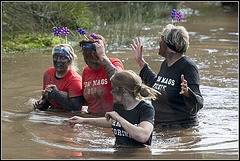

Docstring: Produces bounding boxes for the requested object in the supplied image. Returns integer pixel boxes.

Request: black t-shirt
[112,101,154,146]
[140,56,203,124]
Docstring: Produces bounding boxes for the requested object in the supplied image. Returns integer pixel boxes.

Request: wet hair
[160,24,189,53]
[79,33,106,50]
[79,33,106,67]
[110,70,161,100]
[52,44,78,72]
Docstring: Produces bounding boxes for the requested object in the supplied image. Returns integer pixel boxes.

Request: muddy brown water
[2,2,238,159]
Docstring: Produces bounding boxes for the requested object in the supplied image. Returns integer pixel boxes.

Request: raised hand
[93,39,105,58]
[180,74,189,97]
[130,37,146,69]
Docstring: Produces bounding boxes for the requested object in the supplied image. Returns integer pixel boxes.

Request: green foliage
[2,2,180,53]
[2,33,64,52]
[94,2,179,46]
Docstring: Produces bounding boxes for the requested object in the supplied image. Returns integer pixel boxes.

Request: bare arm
[68,116,112,128]
[105,111,153,143]
[93,40,118,79]
[102,56,118,79]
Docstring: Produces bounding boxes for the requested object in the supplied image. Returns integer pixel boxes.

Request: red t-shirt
[82,58,124,115]
[43,67,83,108]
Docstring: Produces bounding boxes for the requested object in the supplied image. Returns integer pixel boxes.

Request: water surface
[2,2,238,159]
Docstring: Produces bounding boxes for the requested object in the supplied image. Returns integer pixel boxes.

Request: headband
[53,46,73,63]
[82,43,96,51]
[165,42,177,52]
[166,28,177,52]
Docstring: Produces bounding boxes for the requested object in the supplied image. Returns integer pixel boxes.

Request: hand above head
[130,37,146,69]
[180,74,190,98]
[93,39,105,58]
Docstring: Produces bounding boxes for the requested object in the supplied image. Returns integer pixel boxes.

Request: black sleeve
[48,88,83,111]
[139,63,158,87]
[182,64,204,114]
[184,85,204,115]
[139,103,155,125]
[38,96,51,111]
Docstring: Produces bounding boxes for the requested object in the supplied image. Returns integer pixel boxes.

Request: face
[53,53,70,72]
[83,50,103,70]
[110,84,123,104]
[158,36,168,57]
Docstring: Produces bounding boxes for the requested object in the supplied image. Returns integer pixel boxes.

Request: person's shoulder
[69,68,82,79]
[109,58,121,63]
[44,67,55,74]
[182,56,198,68]
[109,58,124,69]
[138,101,155,117]
[113,103,124,111]
[182,55,195,63]
[82,65,91,73]
[139,100,154,110]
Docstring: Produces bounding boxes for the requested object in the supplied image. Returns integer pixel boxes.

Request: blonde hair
[160,24,189,53]
[110,70,161,100]
[52,44,79,72]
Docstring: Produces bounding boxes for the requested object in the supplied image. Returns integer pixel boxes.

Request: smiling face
[53,53,71,72]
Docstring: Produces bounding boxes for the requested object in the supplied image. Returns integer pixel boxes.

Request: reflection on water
[2,2,238,159]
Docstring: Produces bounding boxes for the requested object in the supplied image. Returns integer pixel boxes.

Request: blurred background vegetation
[2,2,180,53]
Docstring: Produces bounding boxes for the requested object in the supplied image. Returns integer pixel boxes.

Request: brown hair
[79,33,106,48]
[110,70,161,100]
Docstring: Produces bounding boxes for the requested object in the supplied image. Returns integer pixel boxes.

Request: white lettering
[92,79,109,86]
[157,76,162,82]
[153,83,167,91]
[113,128,117,135]
[83,81,91,88]
[116,121,121,127]
[117,129,121,135]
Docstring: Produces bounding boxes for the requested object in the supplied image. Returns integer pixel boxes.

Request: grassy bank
[2,2,180,53]
[2,33,65,53]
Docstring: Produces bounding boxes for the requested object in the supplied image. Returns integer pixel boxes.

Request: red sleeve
[42,68,52,90]
[43,72,46,90]
[42,68,55,90]
[110,58,124,70]
[68,77,83,98]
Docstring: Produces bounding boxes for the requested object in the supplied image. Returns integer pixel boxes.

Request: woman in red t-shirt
[33,44,83,111]
[79,34,124,116]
